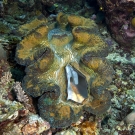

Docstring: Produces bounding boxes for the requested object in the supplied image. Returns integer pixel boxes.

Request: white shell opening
[65,65,88,103]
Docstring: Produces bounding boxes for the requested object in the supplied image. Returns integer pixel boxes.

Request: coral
[0,38,8,61]
[13,81,36,113]
[55,129,76,135]
[78,121,97,135]
[71,118,98,135]
[99,39,135,134]
[41,0,62,6]
[0,69,24,123]
[21,114,50,135]
[15,13,114,128]
[0,60,50,134]
[1,112,51,135]
[0,71,14,94]
[13,82,29,103]
[0,59,9,78]
[97,0,135,47]
[0,21,11,34]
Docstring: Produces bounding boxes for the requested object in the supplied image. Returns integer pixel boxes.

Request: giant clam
[15,12,114,128]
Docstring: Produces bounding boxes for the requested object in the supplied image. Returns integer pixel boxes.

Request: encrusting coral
[15,12,114,128]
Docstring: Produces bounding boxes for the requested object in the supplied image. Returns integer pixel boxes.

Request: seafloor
[0,0,135,135]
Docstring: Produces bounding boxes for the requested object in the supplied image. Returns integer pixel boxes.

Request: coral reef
[18,0,35,9]
[97,0,135,48]
[0,21,11,34]
[96,25,135,135]
[13,82,29,103]
[0,60,24,133]
[0,59,51,134]
[41,0,62,6]
[0,60,9,78]
[21,114,50,135]
[13,81,36,112]
[55,129,77,135]
[15,12,114,128]
[56,115,99,135]
[0,0,135,134]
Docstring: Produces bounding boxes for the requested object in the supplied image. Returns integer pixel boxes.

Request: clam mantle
[15,12,114,128]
